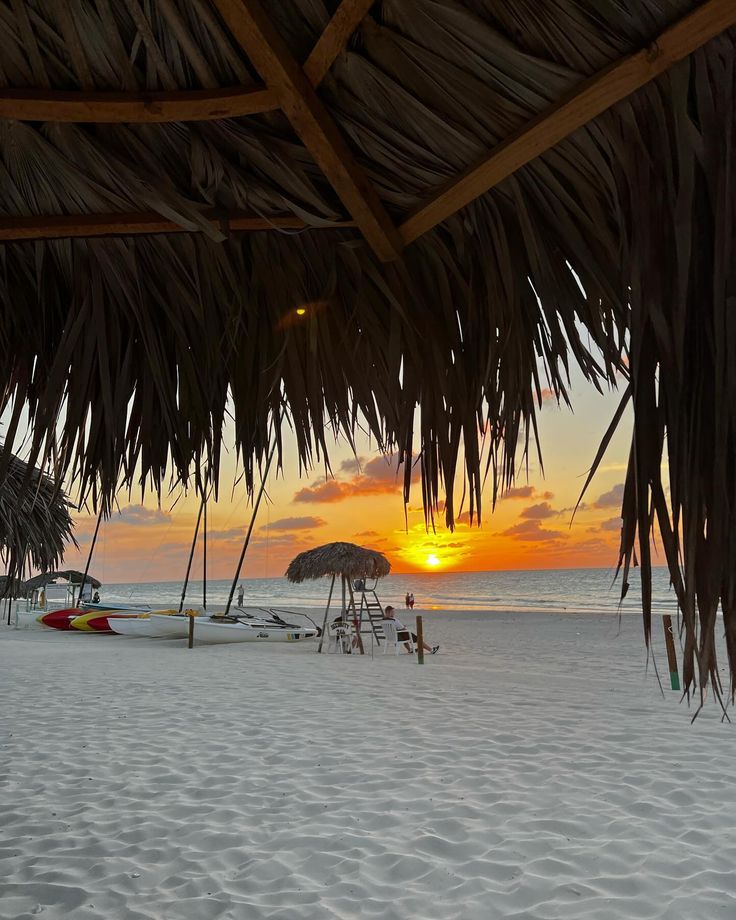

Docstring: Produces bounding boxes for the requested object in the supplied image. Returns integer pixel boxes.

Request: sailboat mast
[77,508,103,605]
[224,438,278,616]
[178,497,204,613]
[203,495,207,611]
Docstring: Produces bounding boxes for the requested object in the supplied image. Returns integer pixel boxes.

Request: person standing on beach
[409,593,415,610]
[237,584,244,607]
[384,605,438,654]
[405,592,411,608]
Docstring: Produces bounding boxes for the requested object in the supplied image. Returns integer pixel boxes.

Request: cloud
[354,530,379,537]
[499,519,565,542]
[269,516,326,531]
[599,517,622,532]
[500,485,535,500]
[109,505,171,526]
[340,458,362,476]
[293,454,414,503]
[207,527,245,541]
[293,480,346,503]
[520,501,558,520]
[593,483,624,509]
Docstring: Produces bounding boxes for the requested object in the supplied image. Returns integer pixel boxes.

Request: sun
[425,553,441,568]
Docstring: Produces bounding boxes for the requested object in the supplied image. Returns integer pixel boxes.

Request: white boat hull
[194,620,317,644]
[81,601,151,612]
[110,617,169,637]
[14,609,47,630]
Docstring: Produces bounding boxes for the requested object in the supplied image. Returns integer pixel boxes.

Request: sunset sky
[59,362,635,584]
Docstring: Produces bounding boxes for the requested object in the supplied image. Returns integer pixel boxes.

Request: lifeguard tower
[350,576,387,647]
[285,541,391,654]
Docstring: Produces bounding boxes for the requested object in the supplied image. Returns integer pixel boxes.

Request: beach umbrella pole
[317,574,336,653]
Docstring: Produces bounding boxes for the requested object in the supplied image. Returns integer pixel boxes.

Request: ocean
[98,566,681,616]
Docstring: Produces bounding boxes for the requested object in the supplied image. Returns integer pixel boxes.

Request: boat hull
[37,608,86,630]
[70,610,149,632]
[194,621,317,644]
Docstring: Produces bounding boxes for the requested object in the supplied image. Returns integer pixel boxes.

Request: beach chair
[327,621,351,654]
[381,619,414,655]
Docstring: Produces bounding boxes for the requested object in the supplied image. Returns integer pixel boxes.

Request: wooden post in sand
[416,615,424,665]
[662,614,680,691]
[188,612,195,649]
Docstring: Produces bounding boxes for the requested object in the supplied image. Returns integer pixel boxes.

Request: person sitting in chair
[383,605,438,654]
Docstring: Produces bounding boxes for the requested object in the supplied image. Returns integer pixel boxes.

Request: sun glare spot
[425,554,441,568]
[295,307,306,316]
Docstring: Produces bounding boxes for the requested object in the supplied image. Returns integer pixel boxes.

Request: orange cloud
[520,501,558,520]
[269,516,326,530]
[500,486,554,501]
[108,505,172,526]
[293,455,414,503]
[499,519,565,542]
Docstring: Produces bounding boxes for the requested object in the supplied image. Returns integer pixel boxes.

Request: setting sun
[425,554,441,568]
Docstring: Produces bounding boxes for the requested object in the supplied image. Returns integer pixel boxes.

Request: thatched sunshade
[0,452,75,592]
[22,570,102,593]
[0,2,734,700]
[286,541,390,653]
[286,542,390,583]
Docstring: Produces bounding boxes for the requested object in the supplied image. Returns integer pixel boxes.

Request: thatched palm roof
[0,451,75,588]
[0,2,734,701]
[22,570,102,592]
[286,541,390,582]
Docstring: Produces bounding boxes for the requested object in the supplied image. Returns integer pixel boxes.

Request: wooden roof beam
[212,0,401,262]
[0,86,278,123]
[0,212,357,242]
[304,0,374,85]
[400,0,736,246]
[0,1,370,124]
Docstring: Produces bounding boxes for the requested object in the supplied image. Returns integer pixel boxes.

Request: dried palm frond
[0,450,75,590]
[0,1,733,701]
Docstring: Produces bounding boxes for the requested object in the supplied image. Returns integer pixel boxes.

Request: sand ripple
[1,611,734,919]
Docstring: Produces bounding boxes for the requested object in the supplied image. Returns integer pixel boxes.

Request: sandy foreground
[1,609,734,920]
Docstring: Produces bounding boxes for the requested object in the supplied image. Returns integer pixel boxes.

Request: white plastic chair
[327,622,351,654]
[381,619,414,655]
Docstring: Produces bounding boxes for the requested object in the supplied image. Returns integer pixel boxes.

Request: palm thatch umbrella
[0,2,734,702]
[21,570,102,593]
[0,452,75,594]
[286,542,390,653]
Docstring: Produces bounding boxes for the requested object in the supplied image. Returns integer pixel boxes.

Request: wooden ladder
[356,587,385,646]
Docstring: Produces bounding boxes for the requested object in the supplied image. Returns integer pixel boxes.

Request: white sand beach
[1,610,734,920]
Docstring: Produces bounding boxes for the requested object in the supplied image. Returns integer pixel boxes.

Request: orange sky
[61,366,636,583]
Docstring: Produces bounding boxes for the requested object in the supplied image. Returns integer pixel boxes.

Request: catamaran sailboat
[114,608,318,643]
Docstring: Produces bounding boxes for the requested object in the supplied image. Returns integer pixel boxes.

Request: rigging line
[77,508,103,606]
[178,497,205,613]
[224,428,280,616]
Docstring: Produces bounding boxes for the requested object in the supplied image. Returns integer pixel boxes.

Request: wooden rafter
[399,0,736,246]
[0,0,370,124]
[303,0,374,85]
[0,212,357,242]
[211,0,401,261]
[0,86,278,123]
